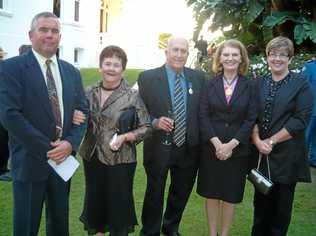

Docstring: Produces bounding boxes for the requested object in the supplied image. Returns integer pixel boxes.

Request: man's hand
[47,140,73,164]
[153,116,174,132]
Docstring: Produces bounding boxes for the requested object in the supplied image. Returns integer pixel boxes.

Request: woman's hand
[210,137,224,160]
[109,132,136,151]
[216,142,234,160]
[110,134,126,151]
[253,138,272,155]
[72,110,86,125]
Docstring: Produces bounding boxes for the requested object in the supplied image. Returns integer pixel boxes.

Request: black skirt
[197,144,250,203]
[80,156,137,234]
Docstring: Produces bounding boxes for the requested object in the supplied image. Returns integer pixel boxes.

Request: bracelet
[269,138,276,146]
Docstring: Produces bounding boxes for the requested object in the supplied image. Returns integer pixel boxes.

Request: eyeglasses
[268,53,289,59]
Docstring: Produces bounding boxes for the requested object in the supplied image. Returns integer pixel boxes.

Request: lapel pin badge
[188,88,193,95]
[188,82,193,95]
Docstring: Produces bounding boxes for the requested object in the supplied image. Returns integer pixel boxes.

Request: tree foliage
[187,0,316,54]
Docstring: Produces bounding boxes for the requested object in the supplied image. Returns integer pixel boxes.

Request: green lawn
[1,68,316,236]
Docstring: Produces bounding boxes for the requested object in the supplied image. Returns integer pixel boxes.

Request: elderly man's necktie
[173,74,186,147]
[46,59,62,139]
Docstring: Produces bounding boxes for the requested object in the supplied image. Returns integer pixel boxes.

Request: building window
[0,0,14,16]
[74,0,79,22]
[53,0,60,17]
[74,48,83,64]
[74,49,79,63]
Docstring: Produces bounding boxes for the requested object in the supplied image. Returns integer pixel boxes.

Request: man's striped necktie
[173,74,186,147]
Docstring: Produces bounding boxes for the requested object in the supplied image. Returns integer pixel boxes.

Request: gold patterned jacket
[79,79,151,165]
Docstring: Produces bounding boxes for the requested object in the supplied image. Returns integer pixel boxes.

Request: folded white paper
[48,155,80,182]
[131,82,139,91]
[109,133,118,146]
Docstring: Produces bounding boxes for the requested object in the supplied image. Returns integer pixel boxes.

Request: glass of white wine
[161,110,174,146]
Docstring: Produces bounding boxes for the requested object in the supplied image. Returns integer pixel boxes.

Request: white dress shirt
[32,49,64,126]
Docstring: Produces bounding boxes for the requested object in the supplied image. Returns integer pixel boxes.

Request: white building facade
[1,0,105,67]
[0,0,195,69]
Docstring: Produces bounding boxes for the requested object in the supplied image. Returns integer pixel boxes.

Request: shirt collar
[32,48,58,67]
[165,64,185,79]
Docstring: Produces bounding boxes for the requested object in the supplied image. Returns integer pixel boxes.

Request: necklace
[100,80,121,91]
[223,75,238,96]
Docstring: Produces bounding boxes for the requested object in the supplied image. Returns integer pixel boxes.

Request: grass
[1,68,316,236]
[80,68,143,87]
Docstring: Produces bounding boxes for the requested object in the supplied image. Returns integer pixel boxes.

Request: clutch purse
[118,106,138,134]
[247,153,274,195]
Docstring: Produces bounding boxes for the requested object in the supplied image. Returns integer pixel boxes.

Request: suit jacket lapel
[26,51,55,122]
[58,60,72,130]
[229,76,247,105]
[184,68,194,119]
[158,66,172,112]
[213,76,228,106]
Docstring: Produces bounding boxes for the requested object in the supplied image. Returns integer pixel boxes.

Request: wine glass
[162,110,174,146]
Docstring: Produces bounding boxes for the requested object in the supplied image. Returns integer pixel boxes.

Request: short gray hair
[30,12,60,32]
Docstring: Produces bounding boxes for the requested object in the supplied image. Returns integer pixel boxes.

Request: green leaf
[305,21,316,43]
[262,26,273,43]
[205,0,221,9]
[294,24,306,45]
[238,31,256,44]
[263,11,298,27]
[186,0,196,6]
[245,0,264,25]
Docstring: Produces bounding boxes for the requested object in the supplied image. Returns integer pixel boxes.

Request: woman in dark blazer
[197,39,257,236]
[251,36,313,236]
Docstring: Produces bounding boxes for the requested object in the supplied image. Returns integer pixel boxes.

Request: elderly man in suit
[0,12,88,236]
[138,36,205,236]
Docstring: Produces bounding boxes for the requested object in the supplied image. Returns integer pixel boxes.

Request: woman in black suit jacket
[251,36,313,236]
[198,39,257,236]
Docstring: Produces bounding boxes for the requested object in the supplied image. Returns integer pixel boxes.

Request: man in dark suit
[0,44,32,182]
[138,37,205,236]
[0,12,88,236]
[0,122,10,180]
[195,36,208,63]
[0,47,11,181]
[303,60,316,168]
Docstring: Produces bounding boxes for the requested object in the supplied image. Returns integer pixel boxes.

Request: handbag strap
[257,153,272,180]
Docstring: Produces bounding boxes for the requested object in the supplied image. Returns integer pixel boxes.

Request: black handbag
[247,153,274,195]
[118,106,138,134]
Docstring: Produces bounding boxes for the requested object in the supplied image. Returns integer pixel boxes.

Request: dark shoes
[161,228,181,236]
[139,228,181,236]
[162,233,181,236]
[0,170,11,182]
